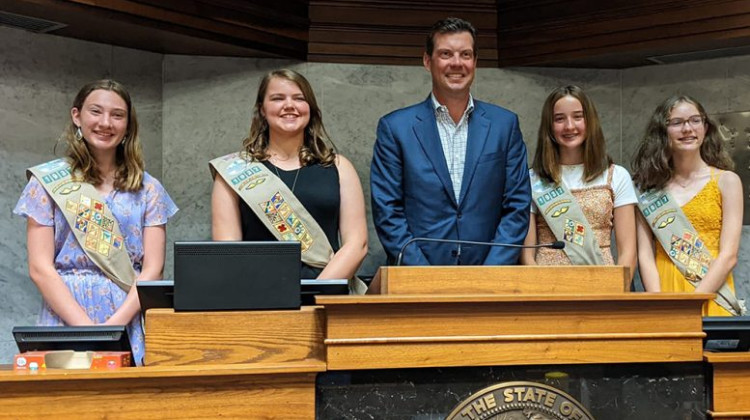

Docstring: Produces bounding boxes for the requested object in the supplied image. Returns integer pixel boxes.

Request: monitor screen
[174,241,301,311]
[13,325,132,356]
[703,316,750,351]
[301,279,349,305]
[138,278,348,308]
[137,280,174,313]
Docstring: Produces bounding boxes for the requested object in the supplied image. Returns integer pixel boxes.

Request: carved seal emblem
[445,381,594,420]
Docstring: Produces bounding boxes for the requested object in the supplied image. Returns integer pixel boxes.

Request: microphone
[396,237,565,266]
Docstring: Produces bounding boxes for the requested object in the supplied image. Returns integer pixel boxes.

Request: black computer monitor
[703,316,750,351]
[13,325,132,354]
[137,280,174,313]
[174,241,301,311]
[301,279,349,305]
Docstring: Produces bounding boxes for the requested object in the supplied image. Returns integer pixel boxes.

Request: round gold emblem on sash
[445,381,594,420]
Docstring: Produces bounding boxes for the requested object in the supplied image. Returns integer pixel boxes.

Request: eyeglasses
[666,115,704,129]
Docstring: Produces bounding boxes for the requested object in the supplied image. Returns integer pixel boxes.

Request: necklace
[271,162,301,192]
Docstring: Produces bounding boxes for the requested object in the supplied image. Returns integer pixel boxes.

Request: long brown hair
[59,79,144,191]
[242,69,336,166]
[532,85,612,184]
[631,94,733,191]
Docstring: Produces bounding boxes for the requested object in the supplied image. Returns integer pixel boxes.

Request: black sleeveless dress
[239,161,340,279]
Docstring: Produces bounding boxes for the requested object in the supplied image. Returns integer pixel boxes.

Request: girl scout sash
[209,152,367,295]
[27,159,136,292]
[637,189,745,316]
[531,178,606,265]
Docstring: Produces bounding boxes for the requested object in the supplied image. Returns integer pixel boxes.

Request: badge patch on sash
[66,194,121,257]
[563,218,586,246]
[260,191,315,251]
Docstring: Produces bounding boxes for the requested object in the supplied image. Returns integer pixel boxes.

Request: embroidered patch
[563,218,586,246]
[550,206,569,218]
[101,217,114,231]
[97,241,110,257]
[259,191,315,252]
[657,216,675,229]
[74,217,89,233]
[65,199,78,213]
[58,183,81,195]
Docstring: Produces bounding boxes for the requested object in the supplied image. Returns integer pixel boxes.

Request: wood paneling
[705,352,750,419]
[144,306,325,366]
[4,1,750,69]
[308,0,498,66]
[319,293,709,370]
[369,265,629,294]
[497,0,750,67]
[0,0,308,58]
[0,364,319,419]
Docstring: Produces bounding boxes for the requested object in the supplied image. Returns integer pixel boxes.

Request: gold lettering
[503,388,514,403]
[523,388,536,402]
[459,407,477,420]
[471,398,487,414]
[560,401,573,415]
[484,394,497,409]
[544,393,557,408]
[514,387,526,401]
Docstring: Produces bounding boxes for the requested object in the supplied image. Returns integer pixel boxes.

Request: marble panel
[317,363,705,419]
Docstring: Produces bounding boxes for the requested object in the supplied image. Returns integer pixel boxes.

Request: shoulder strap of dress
[606,164,615,185]
[711,167,723,182]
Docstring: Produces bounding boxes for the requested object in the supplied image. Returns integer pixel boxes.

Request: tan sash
[27,159,136,292]
[637,188,745,315]
[209,152,366,294]
[531,176,605,265]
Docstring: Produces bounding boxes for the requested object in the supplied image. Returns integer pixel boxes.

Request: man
[370,17,531,266]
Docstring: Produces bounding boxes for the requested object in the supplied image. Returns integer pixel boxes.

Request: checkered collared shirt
[431,93,475,201]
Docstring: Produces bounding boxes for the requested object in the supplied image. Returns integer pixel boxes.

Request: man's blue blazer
[371,97,531,266]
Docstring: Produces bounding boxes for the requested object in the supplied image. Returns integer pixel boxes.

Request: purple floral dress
[13,172,178,365]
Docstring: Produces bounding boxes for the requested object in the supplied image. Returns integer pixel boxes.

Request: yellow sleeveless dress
[654,170,735,316]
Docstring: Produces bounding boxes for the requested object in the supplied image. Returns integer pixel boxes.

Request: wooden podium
[368,265,631,294]
[0,266,711,419]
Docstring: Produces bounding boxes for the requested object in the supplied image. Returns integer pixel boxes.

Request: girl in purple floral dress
[13,80,177,365]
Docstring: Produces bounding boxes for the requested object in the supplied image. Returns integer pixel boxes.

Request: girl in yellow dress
[631,95,743,316]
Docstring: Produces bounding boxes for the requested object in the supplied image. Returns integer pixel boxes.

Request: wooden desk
[705,352,750,419]
[0,362,324,419]
[318,293,710,370]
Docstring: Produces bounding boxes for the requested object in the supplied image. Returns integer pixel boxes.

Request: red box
[14,350,131,370]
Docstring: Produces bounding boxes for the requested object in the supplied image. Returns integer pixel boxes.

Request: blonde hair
[60,79,144,191]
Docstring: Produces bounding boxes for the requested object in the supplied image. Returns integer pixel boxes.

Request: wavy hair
[242,69,337,167]
[631,94,733,191]
[58,79,144,191]
[532,85,612,184]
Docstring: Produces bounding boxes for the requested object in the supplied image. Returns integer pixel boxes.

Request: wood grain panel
[706,352,750,416]
[144,307,325,366]
[497,0,750,67]
[326,338,703,370]
[321,293,708,370]
[0,365,318,419]
[308,0,498,66]
[369,265,628,294]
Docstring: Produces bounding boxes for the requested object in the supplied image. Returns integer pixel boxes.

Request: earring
[75,126,83,141]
